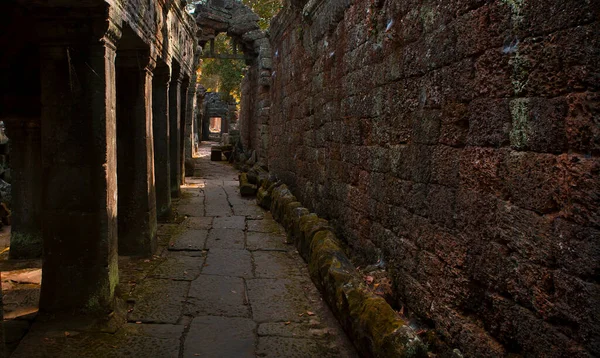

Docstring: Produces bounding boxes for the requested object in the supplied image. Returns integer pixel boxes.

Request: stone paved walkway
[10,142,358,358]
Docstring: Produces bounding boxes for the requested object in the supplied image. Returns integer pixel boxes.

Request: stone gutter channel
[240,169,428,357]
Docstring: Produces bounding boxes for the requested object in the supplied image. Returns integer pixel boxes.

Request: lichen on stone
[509,98,530,149]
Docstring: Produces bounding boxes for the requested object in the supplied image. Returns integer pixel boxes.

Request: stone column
[116,50,158,256]
[169,69,182,198]
[0,272,4,357]
[202,112,211,141]
[38,12,121,312]
[222,114,229,134]
[180,78,190,183]
[184,82,196,163]
[5,118,42,259]
[152,65,171,218]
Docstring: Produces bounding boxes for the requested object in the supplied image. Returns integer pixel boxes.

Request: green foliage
[187,0,282,29]
[243,0,282,30]
[193,0,282,99]
[199,34,246,101]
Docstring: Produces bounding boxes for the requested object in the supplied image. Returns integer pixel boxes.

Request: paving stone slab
[183,216,213,230]
[177,200,204,217]
[246,231,290,251]
[12,329,181,358]
[181,187,203,196]
[232,202,265,217]
[128,279,189,324]
[184,316,255,358]
[168,229,208,251]
[121,323,185,339]
[186,274,250,318]
[204,186,233,217]
[223,180,240,189]
[204,179,225,188]
[206,228,246,250]
[247,218,285,234]
[212,215,246,229]
[164,250,208,258]
[257,336,336,358]
[258,322,317,338]
[205,204,233,217]
[149,256,204,280]
[253,251,304,278]
[202,248,253,278]
[246,278,311,322]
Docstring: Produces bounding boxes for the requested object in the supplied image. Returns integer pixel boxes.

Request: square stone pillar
[38,14,121,312]
[5,118,42,259]
[169,69,182,198]
[116,50,158,256]
[0,274,4,357]
[152,64,171,218]
[180,78,190,183]
[184,82,197,162]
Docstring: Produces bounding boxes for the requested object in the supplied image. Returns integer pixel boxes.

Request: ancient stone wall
[268,0,600,356]
[240,65,271,159]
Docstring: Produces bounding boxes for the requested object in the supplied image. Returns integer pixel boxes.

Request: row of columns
[5,13,194,312]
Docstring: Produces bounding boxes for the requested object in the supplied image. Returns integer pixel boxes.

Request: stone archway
[193,0,272,163]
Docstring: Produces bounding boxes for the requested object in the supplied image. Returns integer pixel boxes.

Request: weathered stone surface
[265,173,428,356]
[121,323,185,339]
[206,228,245,249]
[149,256,203,281]
[177,201,205,217]
[186,275,250,317]
[258,322,315,338]
[256,336,335,358]
[294,214,331,262]
[270,185,297,222]
[266,1,600,356]
[183,216,213,230]
[239,172,258,196]
[168,229,208,251]
[8,128,359,357]
[253,251,303,278]
[204,186,234,217]
[246,231,289,251]
[247,217,284,234]
[212,215,246,229]
[202,248,253,277]
[247,164,269,186]
[128,279,190,324]
[246,278,311,323]
[184,316,256,358]
[11,329,182,358]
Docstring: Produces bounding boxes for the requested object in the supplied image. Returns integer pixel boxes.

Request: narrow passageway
[9,142,358,357]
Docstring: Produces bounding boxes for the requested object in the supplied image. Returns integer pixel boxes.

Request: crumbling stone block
[238,173,257,197]
[211,148,223,161]
[266,178,427,357]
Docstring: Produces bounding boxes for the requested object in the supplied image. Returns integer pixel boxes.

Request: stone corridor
[1,0,598,356]
[8,143,358,357]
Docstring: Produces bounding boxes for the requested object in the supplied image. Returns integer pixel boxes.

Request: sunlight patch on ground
[2,268,41,319]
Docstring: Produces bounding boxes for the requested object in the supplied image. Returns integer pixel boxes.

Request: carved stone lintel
[36,4,123,47]
[102,16,123,51]
[117,50,157,73]
[154,64,172,85]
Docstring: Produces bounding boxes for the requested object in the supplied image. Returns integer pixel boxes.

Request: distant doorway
[209,117,222,133]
